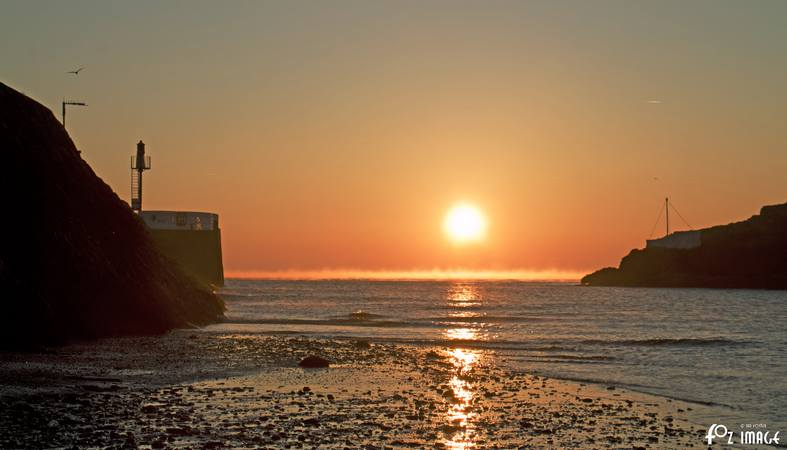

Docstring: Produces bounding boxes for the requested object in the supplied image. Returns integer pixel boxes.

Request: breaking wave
[578,337,745,347]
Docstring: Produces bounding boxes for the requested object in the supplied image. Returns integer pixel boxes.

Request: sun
[443,203,487,244]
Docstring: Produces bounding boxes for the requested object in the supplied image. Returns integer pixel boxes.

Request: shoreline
[0,330,728,448]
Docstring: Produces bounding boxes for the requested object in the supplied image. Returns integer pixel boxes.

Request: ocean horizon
[224,269,586,282]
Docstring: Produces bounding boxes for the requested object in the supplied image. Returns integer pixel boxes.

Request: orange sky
[4,1,787,278]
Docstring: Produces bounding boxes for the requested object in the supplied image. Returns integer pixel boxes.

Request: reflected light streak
[445,327,479,341]
[442,282,485,448]
[443,348,482,449]
[448,311,482,318]
[448,284,479,302]
[447,283,482,308]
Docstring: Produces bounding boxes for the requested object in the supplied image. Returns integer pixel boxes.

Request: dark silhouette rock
[298,356,330,368]
[352,339,371,349]
[0,82,224,347]
[301,417,320,426]
[582,202,787,289]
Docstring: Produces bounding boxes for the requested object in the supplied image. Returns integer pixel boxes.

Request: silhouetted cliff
[582,202,787,289]
[0,83,224,347]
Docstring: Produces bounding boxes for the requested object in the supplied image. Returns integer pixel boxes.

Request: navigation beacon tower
[130,140,151,213]
[127,140,224,286]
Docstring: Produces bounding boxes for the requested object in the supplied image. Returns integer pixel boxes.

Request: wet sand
[0,330,714,448]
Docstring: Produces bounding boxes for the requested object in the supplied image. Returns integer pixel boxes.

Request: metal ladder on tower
[130,164,141,211]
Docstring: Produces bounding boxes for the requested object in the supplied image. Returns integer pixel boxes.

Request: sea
[212,279,787,430]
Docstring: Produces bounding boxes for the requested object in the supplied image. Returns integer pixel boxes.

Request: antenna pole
[61,100,87,131]
[665,197,670,236]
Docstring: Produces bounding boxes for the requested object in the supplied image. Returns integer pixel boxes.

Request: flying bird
[67,67,84,75]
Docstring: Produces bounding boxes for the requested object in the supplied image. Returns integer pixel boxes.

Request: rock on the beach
[298,356,331,368]
[353,340,371,349]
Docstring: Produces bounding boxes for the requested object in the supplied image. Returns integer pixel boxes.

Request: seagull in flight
[67,67,84,75]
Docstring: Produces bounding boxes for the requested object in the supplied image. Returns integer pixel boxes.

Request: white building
[139,211,219,231]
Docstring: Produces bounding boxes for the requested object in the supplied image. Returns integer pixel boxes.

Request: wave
[514,358,610,365]
[533,354,615,361]
[509,353,616,364]
[579,337,745,347]
[426,315,549,324]
[342,311,388,320]
[218,292,259,300]
[518,372,739,410]
[224,314,549,328]
[222,317,424,328]
[218,318,746,349]
[342,337,588,353]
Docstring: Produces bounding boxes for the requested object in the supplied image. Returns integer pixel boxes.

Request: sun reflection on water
[444,327,478,341]
[448,310,482,318]
[444,281,492,343]
[447,283,481,307]
[443,348,482,449]
[439,283,486,448]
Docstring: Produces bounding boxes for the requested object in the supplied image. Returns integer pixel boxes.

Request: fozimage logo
[706,423,780,446]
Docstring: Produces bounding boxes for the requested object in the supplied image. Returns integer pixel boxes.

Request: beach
[0,329,712,449]
[4,2,787,447]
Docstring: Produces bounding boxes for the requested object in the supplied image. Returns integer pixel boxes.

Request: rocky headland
[582,202,787,289]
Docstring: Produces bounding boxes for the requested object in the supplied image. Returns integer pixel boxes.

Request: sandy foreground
[0,329,722,449]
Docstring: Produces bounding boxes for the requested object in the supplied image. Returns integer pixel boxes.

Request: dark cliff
[0,83,224,347]
[582,202,787,289]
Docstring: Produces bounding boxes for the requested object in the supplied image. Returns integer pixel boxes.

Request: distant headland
[582,202,787,289]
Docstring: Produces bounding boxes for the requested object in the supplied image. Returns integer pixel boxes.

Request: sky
[3,1,787,279]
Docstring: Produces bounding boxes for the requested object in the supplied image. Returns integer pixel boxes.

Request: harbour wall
[147,228,225,287]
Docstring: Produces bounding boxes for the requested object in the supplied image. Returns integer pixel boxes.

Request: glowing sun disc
[443,203,487,244]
